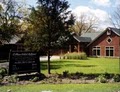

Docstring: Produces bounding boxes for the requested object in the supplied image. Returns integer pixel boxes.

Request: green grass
[41,58,120,74]
[0,83,120,92]
[0,58,120,92]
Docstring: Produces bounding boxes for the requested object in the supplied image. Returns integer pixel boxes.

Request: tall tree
[71,14,98,36]
[0,0,25,43]
[25,0,75,74]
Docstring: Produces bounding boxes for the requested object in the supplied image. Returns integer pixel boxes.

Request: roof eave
[87,27,120,47]
[112,30,120,36]
[73,36,81,42]
[87,30,106,47]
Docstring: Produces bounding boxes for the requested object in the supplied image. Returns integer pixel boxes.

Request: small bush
[96,74,107,83]
[0,67,7,77]
[104,72,114,79]
[0,75,3,84]
[63,70,69,78]
[7,75,19,83]
[31,76,39,82]
[69,72,84,79]
[75,72,83,77]
[113,74,120,82]
[63,52,87,60]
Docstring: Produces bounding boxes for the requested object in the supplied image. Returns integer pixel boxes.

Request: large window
[106,47,114,56]
[93,47,100,56]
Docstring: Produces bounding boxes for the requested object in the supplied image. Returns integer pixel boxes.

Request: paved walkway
[40,56,60,61]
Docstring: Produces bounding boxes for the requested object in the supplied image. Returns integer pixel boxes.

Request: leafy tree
[0,0,25,43]
[25,0,75,74]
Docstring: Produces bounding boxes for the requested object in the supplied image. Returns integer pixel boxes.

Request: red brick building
[67,27,120,57]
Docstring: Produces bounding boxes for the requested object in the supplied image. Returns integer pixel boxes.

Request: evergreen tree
[25,0,75,74]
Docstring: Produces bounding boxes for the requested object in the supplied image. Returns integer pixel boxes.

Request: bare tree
[110,5,120,28]
[72,13,98,36]
[112,5,120,73]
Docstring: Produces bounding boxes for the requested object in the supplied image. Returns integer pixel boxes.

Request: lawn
[41,58,120,74]
[0,83,120,92]
[0,58,120,92]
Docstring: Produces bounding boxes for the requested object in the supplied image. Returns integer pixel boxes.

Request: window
[106,37,112,44]
[93,47,100,56]
[106,47,114,56]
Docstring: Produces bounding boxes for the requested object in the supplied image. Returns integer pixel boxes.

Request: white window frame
[92,46,101,56]
[105,46,114,57]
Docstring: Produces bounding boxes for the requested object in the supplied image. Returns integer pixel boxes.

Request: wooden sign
[9,51,40,74]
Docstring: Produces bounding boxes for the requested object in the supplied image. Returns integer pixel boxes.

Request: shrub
[96,74,107,83]
[31,76,39,82]
[7,75,19,83]
[0,67,7,77]
[75,72,83,77]
[63,70,69,78]
[113,74,120,82]
[0,75,3,84]
[63,52,87,60]
[104,72,114,79]
[69,72,84,79]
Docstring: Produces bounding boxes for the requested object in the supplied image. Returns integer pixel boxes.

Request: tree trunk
[48,49,51,74]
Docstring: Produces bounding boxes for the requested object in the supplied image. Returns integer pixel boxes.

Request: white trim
[92,46,101,56]
[105,46,115,57]
[106,37,112,44]
[87,27,120,47]
[107,30,111,35]
[73,36,80,42]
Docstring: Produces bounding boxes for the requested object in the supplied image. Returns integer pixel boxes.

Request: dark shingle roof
[73,32,101,42]
[72,27,120,43]
[81,32,101,41]
[73,35,91,42]
[87,27,120,46]
[108,27,120,36]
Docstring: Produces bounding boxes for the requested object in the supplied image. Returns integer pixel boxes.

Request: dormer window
[107,30,111,35]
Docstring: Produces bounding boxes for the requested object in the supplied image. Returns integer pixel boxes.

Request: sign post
[9,51,40,75]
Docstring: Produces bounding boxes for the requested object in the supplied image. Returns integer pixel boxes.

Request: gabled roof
[87,27,120,46]
[73,32,101,43]
[81,32,101,41]
[108,27,120,36]
[72,27,120,44]
[73,35,91,42]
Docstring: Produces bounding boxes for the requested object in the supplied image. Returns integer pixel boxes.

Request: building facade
[67,27,120,57]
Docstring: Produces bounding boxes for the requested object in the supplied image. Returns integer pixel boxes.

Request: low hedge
[63,52,87,60]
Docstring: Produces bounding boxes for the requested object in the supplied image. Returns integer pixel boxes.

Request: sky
[67,0,119,30]
[67,0,120,30]
[11,0,120,30]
